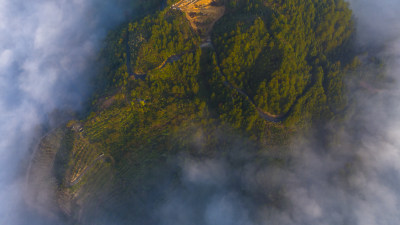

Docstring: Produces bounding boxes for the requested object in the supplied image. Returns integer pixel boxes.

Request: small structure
[72,123,83,132]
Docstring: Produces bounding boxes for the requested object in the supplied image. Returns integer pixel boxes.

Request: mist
[0,0,137,224]
[2,0,400,224]
[154,1,400,225]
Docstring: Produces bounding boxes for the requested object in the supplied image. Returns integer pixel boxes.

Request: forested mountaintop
[27,0,359,223]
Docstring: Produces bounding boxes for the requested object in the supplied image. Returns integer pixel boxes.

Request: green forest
[52,0,359,223]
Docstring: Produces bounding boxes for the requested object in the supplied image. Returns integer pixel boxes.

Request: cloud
[155,1,400,225]
[2,0,400,224]
[0,0,133,224]
[348,0,400,48]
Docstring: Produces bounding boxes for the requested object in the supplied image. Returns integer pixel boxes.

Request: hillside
[27,0,358,223]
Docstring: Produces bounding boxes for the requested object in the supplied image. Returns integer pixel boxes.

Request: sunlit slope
[212,0,355,122]
[28,0,358,223]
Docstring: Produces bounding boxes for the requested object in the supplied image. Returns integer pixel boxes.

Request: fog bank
[0,0,134,224]
[2,0,400,224]
[155,1,400,224]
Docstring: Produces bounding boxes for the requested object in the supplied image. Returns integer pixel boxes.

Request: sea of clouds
[1,0,400,224]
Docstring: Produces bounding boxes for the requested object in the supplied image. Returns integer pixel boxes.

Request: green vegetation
[212,0,356,127]
[44,1,359,222]
[129,10,199,74]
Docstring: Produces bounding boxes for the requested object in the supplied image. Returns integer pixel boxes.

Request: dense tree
[211,0,354,126]
[55,1,358,222]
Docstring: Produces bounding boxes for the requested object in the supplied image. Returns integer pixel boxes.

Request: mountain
[26,0,357,223]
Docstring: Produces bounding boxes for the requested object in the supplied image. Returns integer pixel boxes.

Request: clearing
[172,0,225,39]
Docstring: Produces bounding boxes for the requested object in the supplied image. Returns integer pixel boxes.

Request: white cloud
[0,0,131,224]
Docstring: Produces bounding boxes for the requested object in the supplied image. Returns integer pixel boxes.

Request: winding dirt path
[126,23,284,122]
[205,42,285,122]
[221,80,284,122]
[126,32,182,80]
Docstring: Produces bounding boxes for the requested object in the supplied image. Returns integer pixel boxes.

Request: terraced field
[25,124,116,221]
[25,128,66,220]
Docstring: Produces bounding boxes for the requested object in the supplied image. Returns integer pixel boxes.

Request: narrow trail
[206,42,285,122]
[126,29,183,80]
[221,80,284,122]
[128,55,182,80]
[125,12,284,123]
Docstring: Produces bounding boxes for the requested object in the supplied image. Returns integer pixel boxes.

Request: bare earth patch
[172,0,225,38]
